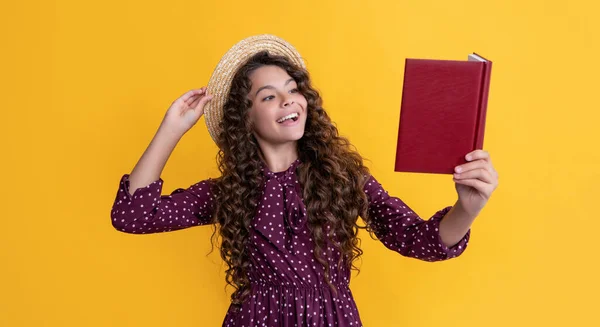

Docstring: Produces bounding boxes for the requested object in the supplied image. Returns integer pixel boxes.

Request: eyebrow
[255,78,295,97]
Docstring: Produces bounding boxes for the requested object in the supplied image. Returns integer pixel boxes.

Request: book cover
[394,53,492,174]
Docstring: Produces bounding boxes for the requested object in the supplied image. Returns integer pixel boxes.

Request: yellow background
[2,0,598,326]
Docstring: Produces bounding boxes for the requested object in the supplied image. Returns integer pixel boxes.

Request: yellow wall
[2,0,598,326]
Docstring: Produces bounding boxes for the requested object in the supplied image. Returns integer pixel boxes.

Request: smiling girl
[110,34,498,327]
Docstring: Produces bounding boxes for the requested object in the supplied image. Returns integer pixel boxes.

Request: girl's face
[247,65,308,147]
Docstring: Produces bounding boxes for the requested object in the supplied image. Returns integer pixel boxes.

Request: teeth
[277,112,299,123]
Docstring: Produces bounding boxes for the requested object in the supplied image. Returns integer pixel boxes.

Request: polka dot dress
[111,159,470,326]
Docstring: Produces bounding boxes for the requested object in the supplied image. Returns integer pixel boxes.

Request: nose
[283,98,294,107]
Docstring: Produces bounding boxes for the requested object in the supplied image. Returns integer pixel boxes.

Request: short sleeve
[110,174,216,234]
[363,174,470,261]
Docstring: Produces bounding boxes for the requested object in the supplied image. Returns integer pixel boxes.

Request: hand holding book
[453,149,499,217]
[394,53,498,231]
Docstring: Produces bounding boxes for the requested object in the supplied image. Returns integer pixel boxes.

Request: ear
[245,111,255,131]
[246,109,254,125]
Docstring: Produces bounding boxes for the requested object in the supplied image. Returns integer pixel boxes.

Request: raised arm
[110,87,215,234]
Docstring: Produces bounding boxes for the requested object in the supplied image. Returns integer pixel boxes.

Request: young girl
[110,34,498,327]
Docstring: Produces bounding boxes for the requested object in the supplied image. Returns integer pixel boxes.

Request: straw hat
[204,34,306,144]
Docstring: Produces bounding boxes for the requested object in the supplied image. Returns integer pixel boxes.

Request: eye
[262,88,298,101]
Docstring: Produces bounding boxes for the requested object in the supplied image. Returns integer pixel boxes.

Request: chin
[280,132,305,143]
[267,130,305,145]
[288,126,306,140]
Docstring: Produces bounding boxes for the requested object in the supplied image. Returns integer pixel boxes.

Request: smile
[276,112,299,124]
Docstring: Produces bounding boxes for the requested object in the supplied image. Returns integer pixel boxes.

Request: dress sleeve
[363,174,470,262]
[110,174,216,234]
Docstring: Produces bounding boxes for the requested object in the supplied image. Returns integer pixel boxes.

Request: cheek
[299,95,308,108]
[249,108,274,129]
[299,97,309,117]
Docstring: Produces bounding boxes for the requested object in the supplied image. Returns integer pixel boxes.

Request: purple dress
[110,159,470,326]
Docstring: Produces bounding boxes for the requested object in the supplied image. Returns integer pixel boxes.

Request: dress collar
[260,158,303,179]
[255,158,306,253]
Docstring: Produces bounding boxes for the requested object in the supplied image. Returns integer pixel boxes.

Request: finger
[193,93,214,111]
[453,178,493,196]
[188,95,201,109]
[466,149,490,162]
[187,89,209,105]
[455,159,494,176]
[178,88,206,105]
[454,168,495,185]
[490,166,498,179]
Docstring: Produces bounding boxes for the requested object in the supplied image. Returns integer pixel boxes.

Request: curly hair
[208,51,376,311]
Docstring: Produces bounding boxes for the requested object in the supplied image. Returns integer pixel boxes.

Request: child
[110,34,498,327]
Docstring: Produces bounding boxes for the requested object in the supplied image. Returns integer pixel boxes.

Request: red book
[394,53,492,174]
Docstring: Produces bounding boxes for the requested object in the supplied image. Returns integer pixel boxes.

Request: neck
[257,140,299,173]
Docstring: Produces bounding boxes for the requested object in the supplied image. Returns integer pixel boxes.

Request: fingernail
[466,155,472,161]
[455,166,462,173]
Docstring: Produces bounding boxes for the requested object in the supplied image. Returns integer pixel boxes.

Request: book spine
[473,58,492,150]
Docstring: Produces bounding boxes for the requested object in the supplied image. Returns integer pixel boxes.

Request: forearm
[127,124,183,196]
[438,200,477,248]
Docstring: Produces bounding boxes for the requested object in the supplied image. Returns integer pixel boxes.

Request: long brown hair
[209,50,375,310]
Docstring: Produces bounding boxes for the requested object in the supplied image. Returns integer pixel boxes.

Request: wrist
[453,199,479,220]
[157,123,185,141]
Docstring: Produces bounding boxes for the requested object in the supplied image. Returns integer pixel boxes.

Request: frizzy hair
[207,50,377,311]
